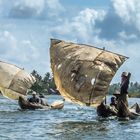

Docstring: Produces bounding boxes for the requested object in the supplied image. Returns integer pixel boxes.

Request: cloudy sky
[0,0,140,83]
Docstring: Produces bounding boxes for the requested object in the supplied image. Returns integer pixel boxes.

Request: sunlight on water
[0,95,140,140]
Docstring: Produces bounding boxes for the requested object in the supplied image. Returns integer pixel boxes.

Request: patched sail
[0,61,36,100]
[50,39,128,107]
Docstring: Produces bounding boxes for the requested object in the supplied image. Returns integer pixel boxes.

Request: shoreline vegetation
[30,70,59,95]
[109,82,140,98]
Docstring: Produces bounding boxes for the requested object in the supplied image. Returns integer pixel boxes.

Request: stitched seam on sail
[88,50,105,105]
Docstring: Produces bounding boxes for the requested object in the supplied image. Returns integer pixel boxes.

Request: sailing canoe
[0,61,64,110]
[50,39,128,107]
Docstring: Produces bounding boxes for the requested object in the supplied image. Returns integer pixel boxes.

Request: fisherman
[118,72,131,107]
[97,100,118,117]
[97,101,110,117]
[110,96,117,109]
[115,72,131,118]
[113,90,120,101]
[28,91,41,104]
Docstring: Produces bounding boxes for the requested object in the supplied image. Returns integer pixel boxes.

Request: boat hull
[18,96,64,110]
[97,102,140,119]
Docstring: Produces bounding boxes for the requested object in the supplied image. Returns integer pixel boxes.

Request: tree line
[109,82,140,97]
[30,70,59,95]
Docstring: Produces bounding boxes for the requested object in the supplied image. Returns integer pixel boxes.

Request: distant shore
[129,93,140,98]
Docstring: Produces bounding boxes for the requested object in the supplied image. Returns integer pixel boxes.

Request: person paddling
[110,96,117,108]
[28,91,41,104]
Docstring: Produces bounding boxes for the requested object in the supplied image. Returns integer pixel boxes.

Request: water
[0,95,140,140]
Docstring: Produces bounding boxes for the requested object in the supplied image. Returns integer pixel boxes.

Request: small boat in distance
[18,96,64,110]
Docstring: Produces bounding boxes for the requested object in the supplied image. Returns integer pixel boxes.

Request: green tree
[30,70,43,93]
[30,70,57,95]
[108,83,120,95]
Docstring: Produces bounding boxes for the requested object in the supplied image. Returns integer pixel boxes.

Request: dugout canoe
[18,96,64,110]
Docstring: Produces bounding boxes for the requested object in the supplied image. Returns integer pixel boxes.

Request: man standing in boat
[110,96,117,108]
[118,71,131,107]
[114,71,131,118]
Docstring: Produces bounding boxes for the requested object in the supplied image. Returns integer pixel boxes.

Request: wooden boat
[97,102,117,117]
[50,39,140,119]
[97,101,140,119]
[0,61,64,110]
[18,96,64,110]
[129,103,140,114]
[18,96,49,110]
[118,101,140,119]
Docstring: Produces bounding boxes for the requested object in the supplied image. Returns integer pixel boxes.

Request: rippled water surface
[0,95,140,140]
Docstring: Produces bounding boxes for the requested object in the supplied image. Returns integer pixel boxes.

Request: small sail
[0,61,36,100]
[50,39,128,107]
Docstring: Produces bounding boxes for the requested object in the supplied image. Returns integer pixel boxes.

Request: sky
[0,0,140,83]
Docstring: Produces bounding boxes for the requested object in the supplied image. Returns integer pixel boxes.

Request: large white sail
[50,39,128,107]
[0,61,36,100]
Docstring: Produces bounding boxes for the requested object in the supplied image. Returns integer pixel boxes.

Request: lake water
[0,95,140,140]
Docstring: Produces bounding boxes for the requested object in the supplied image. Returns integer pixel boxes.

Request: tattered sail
[0,61,36,100]
[50,39,128,107]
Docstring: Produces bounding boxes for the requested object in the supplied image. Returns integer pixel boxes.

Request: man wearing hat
[28,91,41,104]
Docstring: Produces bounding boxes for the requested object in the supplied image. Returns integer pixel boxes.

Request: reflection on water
[54,120,110,140]
[0,95,140,140]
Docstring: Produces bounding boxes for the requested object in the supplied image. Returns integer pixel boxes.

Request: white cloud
[0,0,64,18]
[14,0,45,15]
[74,8,106,25]
[46,0,65,14]
[112,0,140,31]
[3,31,17,48]
[118,31,137,40]
[51,8,106,43]
[0,31,39,63]
[0,31,17,54]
